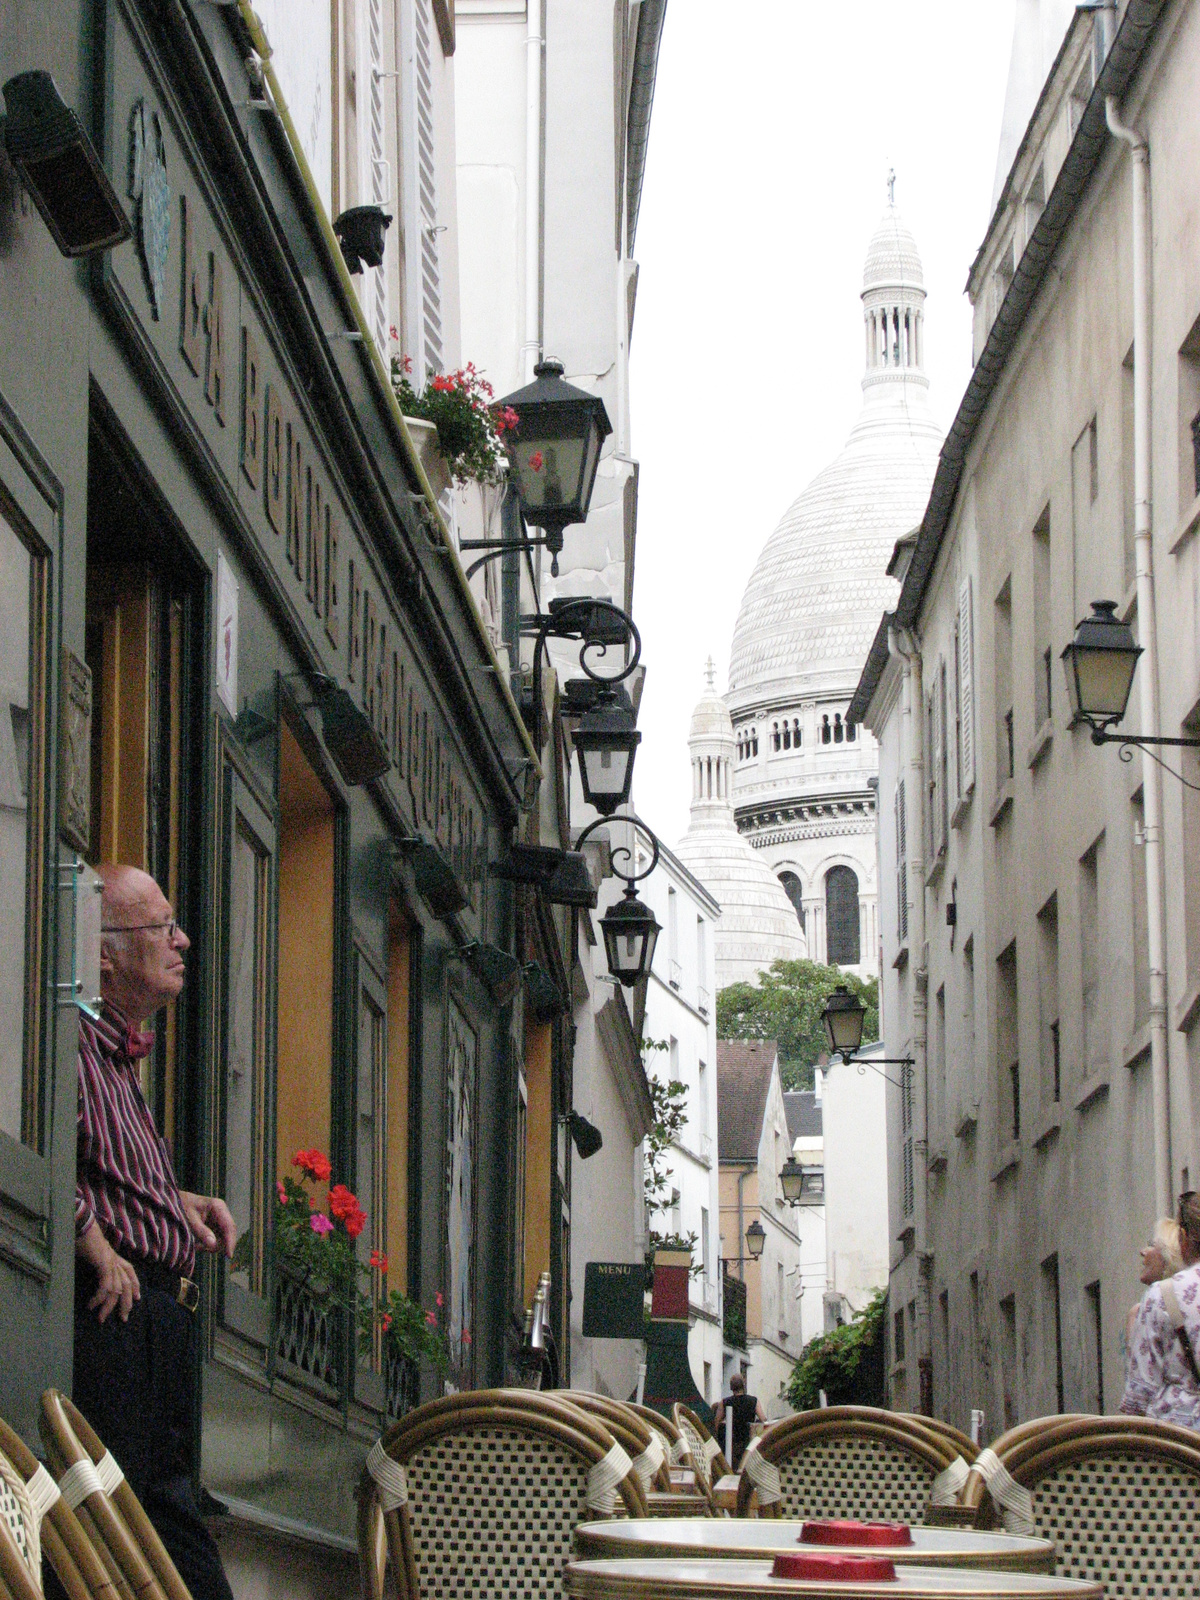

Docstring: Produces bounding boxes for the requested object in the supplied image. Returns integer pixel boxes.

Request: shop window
[276,718,337,1214]
[512,1059,528,1320]
[220,762,274,1346]
[355,950,387,1407]
[522,1022,551,1311]
[825,866,860,965]
[0,504,48,1150]
[386,901,415,1296]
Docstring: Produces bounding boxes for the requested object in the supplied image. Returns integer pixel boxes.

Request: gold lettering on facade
[241,326,261,489]
[286,423,303,574]
[264,383,284,533]
[323,509,340,648]
[363,590,379,728]
[203,253,225,423]
[306,468,323,614]
[348,559,362,684]
[179,194,203,375]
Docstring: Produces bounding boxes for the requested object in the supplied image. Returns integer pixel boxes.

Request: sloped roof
[783,1089,822,1142]
[717,1040,777,1163]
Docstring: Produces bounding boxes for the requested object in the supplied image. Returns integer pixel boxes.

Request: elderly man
[74,865,235,1600]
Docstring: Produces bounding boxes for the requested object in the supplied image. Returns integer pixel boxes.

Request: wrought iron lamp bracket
[574,811,659,888]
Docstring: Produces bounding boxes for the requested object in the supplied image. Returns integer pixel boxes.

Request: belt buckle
[177,1276,199,1312]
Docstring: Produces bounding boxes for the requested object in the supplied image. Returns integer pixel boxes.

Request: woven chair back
[358,1389,646,1600]
[627,1405,685,1465]
[39,1392,189,1600]
[557,1394,673,1492]
[960,1414,1200,1598]
[672,1405,731,1497]
[735,1405,961,1520]
[901,1413,980,1463]
[0,1412,121,1600]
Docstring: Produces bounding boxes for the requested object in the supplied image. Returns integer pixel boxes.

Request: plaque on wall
[59,649,92,854]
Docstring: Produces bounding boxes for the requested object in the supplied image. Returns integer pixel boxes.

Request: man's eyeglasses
[101,919,180,940]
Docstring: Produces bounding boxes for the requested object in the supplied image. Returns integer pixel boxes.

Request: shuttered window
[901,1063,914,1218]
[366,0,389,354]
[956,578,975,796]
[895,778,909,944]
[402,0,443,383]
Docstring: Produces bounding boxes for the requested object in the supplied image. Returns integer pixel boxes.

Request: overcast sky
[628,2,1017,846]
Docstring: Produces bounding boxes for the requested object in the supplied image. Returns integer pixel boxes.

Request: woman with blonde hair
[1125,1217,1185,1348]
[1122,1194,1200,1428]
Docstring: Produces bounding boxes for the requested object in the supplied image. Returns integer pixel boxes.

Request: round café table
[573,1523,1056,1575]
[564,1558,1103,1600]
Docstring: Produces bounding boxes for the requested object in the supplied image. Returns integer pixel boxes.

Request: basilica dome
[727,198,942,715]
[674,663,807,989]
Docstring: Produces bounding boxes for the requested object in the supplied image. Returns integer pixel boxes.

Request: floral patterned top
[1121,1263,1200,1428]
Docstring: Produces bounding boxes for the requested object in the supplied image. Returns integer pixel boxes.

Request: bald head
[99,865,190,1025]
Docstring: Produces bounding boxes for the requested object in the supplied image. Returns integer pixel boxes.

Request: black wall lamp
[395,835,469,919]
[452,941,522,1006]
[780,1156,824,1207]
[820,984,914,1074]
[332,205,392,273]
[1063,600,1200,755]
[524,961,567,1021]
[489,843,597,909]
[2,71,131,256]
[564,1110,603,1160]
[576,812,662,988]
[745,1219,766,1260]
[286,673,390,786]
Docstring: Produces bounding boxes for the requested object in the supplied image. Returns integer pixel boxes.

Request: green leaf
[715,958,878,1091]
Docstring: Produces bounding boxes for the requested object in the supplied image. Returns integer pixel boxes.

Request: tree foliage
[641,1039,699,1268]
[716,959,879,1091]
[785,1288,887,1411]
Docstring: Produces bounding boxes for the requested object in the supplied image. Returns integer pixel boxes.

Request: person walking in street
[1121,1193,1200,1428]
[712,1371,765,1469]
[74,865,236,1600]
[1125,1217,1185,1351]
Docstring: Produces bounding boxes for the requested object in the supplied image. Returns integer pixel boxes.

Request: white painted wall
[821,1049,889,1325]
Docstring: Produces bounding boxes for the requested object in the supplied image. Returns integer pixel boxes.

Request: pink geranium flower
[310,1213,334,1236]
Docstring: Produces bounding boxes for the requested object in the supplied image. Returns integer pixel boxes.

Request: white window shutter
[366,0,389,355]
[895,779,908,944]
[958,578,976,794]
[402,0,443,384]
[936,658,948,855]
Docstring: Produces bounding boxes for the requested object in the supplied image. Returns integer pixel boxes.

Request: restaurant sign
[582,1261,648,1341]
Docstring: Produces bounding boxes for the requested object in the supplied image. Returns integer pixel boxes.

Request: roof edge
[849,612,895,727]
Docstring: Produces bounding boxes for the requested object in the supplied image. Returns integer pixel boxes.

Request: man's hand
[77,1223,140,1324]
[179,1192,237,1258]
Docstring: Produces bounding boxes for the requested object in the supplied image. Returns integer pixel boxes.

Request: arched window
[779,871,805,931]
[772,721,781,752]
[821,714,832,745]
[782,721,791,749]
[826,865,860,965]
[793,718,802,747]
[834,713,844,744]
[751,727,758,756]
[847,718,856,743]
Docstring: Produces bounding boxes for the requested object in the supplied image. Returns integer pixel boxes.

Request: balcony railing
[697,984,711,1016]
[699,1131,713,1167]
[669,958,682,990]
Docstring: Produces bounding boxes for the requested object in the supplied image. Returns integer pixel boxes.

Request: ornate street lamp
[2,71,131,257]
[1062,600,1200,754]
[498,361,613,571]
[577,812,662,989]
[745,1219,766,1260]
[573,691,640,815]
[781,1156,824,1207]
[822,984,867,1058]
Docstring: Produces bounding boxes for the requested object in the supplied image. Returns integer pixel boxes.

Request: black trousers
[69,1270,234,1600]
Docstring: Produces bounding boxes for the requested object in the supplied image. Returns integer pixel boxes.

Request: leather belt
[132,1258,200,1313]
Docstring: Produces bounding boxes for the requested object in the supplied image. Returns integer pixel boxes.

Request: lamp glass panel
[512,434,587,516]
[780,1163,805,1203]
[1075,645,1138,720]
[581,742,632,801]
[824,1002,864,1055]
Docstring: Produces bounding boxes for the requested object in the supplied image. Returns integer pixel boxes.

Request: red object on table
[800,1520,913,1548]
[773,1553,898,1582]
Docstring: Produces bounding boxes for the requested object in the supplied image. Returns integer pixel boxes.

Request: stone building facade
[852,0,1198,1432]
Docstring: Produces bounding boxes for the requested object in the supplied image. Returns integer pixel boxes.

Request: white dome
[863,204,924,293]
[676,667,807,989]
[728,196,941,714]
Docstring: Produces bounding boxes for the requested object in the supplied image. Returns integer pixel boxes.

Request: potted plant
[390,335,517,497]
[249,1149,448,1396]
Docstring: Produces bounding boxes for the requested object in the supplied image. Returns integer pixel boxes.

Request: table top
[564,1558,1104,1600]
[574,1523,1056,1575]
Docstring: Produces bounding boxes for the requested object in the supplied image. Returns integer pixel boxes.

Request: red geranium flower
[344,1204,367,1240]
[528,450,543,472]
[294,1148,332,1182]
[327,1183,359,1220]
[370,1250,389,1273]
[381,1313,393,1332]
[425,1310,438,1326]
[276,1179,288,1205]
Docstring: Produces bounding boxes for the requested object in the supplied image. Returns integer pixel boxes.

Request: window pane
[825,865,860,965]
[0,514,33,1143]
[227,815,268,1294]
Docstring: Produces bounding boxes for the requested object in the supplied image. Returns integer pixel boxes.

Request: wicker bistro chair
[358,1389,646,1600]
[0,1413,118,1600]
[39,1391,190,1600]
[671,1404,733,1511]
[959,1413,1200,1598]
[735,1406,968,1522]
[559,1395,710,1516]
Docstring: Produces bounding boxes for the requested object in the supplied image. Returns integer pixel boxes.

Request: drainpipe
[1106,96,1173,1217]
[523,0,543,382]
[737,1165,749,1279]
[890,622,930,1408]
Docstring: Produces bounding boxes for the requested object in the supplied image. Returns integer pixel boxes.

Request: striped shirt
[76,1005,195,1275]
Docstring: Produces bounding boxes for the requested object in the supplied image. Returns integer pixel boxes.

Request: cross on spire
[887,168,896,206]
[704,655,716,691]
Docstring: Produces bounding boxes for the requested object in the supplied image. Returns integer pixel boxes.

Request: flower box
[403,415,451,500]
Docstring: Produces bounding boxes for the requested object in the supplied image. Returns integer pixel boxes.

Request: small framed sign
[216,552,239,716]
[582,1261,647,1340]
